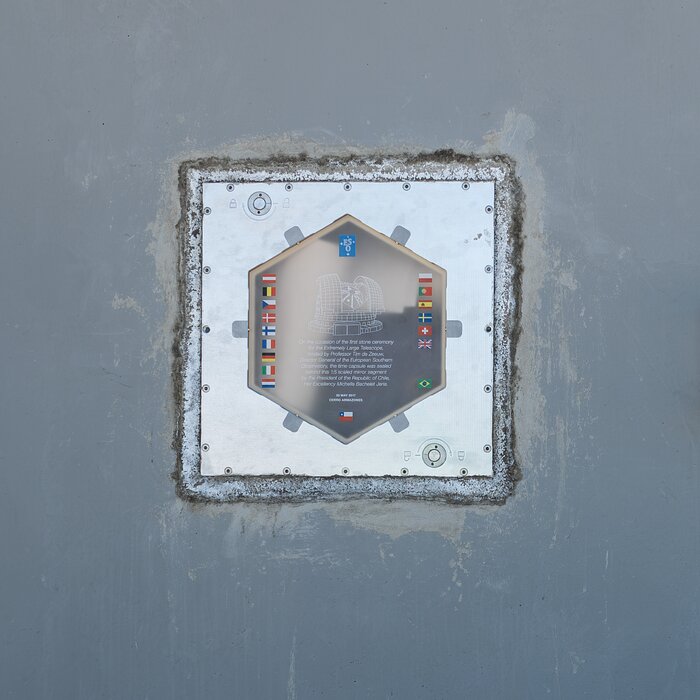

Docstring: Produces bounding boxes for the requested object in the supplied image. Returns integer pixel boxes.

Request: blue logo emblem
[339,234,356,257]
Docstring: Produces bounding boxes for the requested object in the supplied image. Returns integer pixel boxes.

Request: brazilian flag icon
[417,378,432,390]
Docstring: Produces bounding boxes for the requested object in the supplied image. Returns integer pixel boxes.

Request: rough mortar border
[174,151,522,504]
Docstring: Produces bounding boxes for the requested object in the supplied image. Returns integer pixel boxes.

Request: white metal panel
[200,181,495,477]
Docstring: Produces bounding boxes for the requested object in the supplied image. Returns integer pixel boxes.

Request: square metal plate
[177,155,520,503]
[202,181,493,477]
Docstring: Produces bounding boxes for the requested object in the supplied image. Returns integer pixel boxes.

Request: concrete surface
[1,1,698,698]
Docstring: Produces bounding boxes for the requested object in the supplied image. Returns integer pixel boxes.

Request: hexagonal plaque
[248,215,446,443]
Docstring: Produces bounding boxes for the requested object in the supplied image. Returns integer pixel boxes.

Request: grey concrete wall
[1,1,698,698]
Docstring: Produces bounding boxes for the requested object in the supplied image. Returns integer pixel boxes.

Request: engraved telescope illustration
[309,273,385,336]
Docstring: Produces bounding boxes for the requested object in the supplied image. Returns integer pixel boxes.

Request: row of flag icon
[416,272,433,391]
[417,272,433,350]
[260,274,276,387]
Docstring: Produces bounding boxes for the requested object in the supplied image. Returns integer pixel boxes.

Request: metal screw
[224,467,233,475]
[484,385,492,393]
[202,325,210,334]
[284,183,293,191]
[402,182,411,191]
[342,468,349,475]
[201,443,210,452]
[226,184,234,192]
[483,444,492,453]
[485,324,492,333]
[461,182,470,190]
[460,468,468,476]
[343,183,352,191]
[203,207,211,215]
[282,467,291,475]
[485,265,493,273]
[485,205,493,214]
[203,266,211,274]
[400,467,409,476]
[202,384,210,393]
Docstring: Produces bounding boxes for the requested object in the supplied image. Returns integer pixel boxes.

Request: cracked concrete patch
[174,153,521,504]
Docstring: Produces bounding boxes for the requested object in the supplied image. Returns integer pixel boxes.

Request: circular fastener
[203,266,211,274]
[202,325,210,334]
[400,467,409,476]
[422,442,447,468]
[247,191,272,216]
[282,467,291,475]
[201,443,210,452]
[484,384,492,393]
[485,205,493,214]
[483,444,492,453]
[402,182,411,190]
[460,467,468,476]
[485,265,493,273]
[341,468,349,475]
[343,182,352,191]
[226,184,235,192]
[224,467,233,475]
[485,324,493,333]
[203,207,211,215]
[284,183,293,191]
[202,384,210,393]
[461,182,470,190]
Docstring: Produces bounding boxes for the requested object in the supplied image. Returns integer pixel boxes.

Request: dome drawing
[310,274,385,336]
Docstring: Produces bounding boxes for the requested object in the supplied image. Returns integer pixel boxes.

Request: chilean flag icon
[339,411,354,422]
